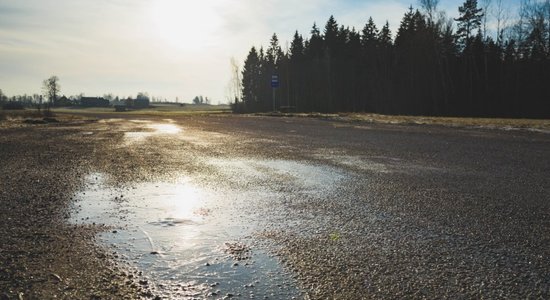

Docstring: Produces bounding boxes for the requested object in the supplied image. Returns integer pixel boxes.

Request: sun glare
[150,0,222,51]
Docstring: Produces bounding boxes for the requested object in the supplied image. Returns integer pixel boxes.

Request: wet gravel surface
[1,114,549,299]
[0,119,151,299]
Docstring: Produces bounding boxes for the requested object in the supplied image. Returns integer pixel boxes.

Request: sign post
[271,74,279,112]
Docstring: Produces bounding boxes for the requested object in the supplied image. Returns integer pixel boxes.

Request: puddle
[207,158,345,194]
[71,173,302,299]
[148,123,182,134]
[203,158,350,239]
[124,122,182,143]
[118,119,232,148]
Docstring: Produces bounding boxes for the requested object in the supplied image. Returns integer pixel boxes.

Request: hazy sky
[0,0,519,103]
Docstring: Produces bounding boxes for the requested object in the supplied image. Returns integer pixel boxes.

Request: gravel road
[1,114,549,299]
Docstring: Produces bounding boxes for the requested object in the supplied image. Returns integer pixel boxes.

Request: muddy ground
[1,113,549,299]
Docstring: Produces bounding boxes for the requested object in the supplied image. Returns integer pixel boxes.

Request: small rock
[140,290,154,298]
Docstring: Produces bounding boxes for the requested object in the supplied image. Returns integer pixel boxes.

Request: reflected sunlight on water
[70,172,301,299]
[147,123,181,134]
[124,121,182,143]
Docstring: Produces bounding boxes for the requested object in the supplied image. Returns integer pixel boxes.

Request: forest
[235,0,550,118]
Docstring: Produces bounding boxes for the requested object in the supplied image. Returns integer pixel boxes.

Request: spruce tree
[361,17,379,49]
[290,31,305,61]
[241,47,261,110]
[324,15,339,51]
[378,22,392,47]
[307,23,323,59]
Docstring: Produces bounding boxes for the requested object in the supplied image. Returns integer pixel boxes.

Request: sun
[150,0,222,51]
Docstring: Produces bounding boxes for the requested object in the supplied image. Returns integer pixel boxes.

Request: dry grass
[345,113,550,131]
[0,109,44,119]
[0,109,95,124]
[258,112,550,132]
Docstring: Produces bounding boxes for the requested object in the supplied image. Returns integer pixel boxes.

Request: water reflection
[70,173,301,299]
[124,121,182,143]
[147,123,182,134]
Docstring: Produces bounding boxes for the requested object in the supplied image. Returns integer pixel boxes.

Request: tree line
[236,0,550,118]
[0,75,210,109]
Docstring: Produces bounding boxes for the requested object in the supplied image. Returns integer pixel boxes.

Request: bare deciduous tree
[42,75,60,111]
[419,0,440,24]
[480,0,493,38]
[493,0,510,45]
[226,57,242,104]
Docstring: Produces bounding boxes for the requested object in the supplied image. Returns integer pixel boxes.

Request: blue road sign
[271,75,279,88]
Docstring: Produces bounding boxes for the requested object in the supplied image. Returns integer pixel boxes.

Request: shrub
[230,102,247,113]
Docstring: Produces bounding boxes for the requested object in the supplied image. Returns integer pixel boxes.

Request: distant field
[52,103,232,115]
[0,104,231,123]
[148,103,231,112]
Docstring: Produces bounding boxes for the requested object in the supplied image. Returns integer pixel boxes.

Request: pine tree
[266,33,284,66]
[526,15,548,60]
[455,0,484,50]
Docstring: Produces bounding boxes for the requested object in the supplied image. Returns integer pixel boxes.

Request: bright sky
[0,0,519,103]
